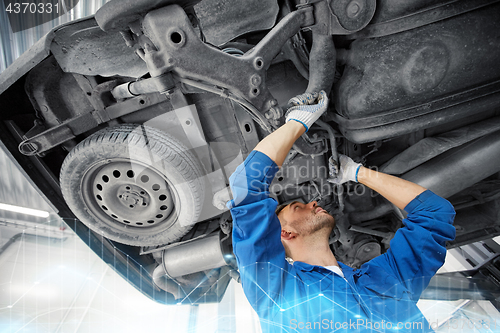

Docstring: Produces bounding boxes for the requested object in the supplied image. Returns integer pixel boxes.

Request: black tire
[60,124,205,246]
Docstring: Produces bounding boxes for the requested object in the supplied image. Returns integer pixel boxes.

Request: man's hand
[329,154,426,209]
[285,90,328,132]
[254,91,329,167]
[328,154,362,184]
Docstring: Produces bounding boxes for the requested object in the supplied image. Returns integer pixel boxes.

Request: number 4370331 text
[6,2,59,14]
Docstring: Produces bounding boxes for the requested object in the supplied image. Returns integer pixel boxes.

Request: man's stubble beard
[300,213,335,236]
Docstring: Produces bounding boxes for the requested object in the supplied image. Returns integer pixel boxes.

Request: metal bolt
[164,89,175,97]
[265,107,283,120]
[347,1,361,18]
[251,74,262,86]
[144,43,156,54]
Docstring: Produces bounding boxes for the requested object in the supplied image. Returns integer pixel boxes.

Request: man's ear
[281,229,298,240]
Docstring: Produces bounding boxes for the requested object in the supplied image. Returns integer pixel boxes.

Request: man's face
[279,201,335,236]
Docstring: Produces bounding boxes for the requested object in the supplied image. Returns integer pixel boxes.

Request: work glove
[328,154,363,184]
[285,90,328,132]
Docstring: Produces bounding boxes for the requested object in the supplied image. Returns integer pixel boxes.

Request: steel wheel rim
[82,159,176,231]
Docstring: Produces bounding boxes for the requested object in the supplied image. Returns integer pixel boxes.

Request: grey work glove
[328,154,363,184]
[285,90,328,132]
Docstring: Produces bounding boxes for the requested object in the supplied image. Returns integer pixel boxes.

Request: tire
[60,124,205,246]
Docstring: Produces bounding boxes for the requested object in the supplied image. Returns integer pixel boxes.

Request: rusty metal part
[95,0,203,32]
[152,265,185,299]
[72,74,115,113]
[264,107,284,127]
[194,0,280,46]
[281,37,310,80]
[351,0,500,39]
[18,94,167,156]
[315,119,343,211]
[336,81,500,144]
[380,116,500,175]
[141,5,313,114]
[179,77,273,132]
[353,239,381,264]
[160,232,232,278]
[403,130,500,199]
[329,0,376,32]
[50,18,147,78]
[25,57,95,129]
[335,3,500,143]
[292,135,328,155]
[111,74,176,99]
[270,154,328,196]
[305,0,376,35]
[349,201,394,225]
[305,32,336,94]
[349,225,393,243]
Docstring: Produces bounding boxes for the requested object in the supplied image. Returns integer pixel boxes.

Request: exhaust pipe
[152,265,186,300]
[403,130,500,198]
[154,232,233,282]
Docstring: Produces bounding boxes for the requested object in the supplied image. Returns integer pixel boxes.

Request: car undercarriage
[0,0,499,304]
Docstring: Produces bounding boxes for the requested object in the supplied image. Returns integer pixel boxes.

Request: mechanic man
[227,91,456,332]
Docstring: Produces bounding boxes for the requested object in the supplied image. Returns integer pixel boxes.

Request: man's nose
[307,201,317,209]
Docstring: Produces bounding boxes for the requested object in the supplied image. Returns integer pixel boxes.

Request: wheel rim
[82,159,176,229]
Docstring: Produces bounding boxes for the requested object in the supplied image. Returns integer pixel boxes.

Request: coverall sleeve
[227,151,288,316]
[370,190,456,299]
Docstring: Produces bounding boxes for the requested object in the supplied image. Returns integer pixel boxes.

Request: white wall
[0,225,261,333]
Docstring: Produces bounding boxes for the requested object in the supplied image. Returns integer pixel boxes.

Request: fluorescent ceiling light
[0,203,50,218]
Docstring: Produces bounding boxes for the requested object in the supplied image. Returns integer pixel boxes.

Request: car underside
[0,0,499,304]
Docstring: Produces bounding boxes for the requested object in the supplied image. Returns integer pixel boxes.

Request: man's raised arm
[253,121,305,167]
[357,166,426,210]
[330,154,456,298]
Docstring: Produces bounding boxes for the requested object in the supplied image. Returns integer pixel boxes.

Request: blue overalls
[228,151,456,332]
